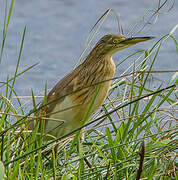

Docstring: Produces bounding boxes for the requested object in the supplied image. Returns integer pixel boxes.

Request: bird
[29,33,153,140]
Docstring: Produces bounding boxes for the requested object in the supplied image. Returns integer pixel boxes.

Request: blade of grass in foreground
[0,0,14,63]
[3,83,176,167]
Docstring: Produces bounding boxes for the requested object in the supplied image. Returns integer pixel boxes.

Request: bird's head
[91,33,154,57]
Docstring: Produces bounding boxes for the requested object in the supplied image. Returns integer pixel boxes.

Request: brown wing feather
[28,65,82,130]
[45,63,83,115]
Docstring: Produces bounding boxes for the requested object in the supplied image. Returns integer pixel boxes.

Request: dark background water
[0,0,177,99]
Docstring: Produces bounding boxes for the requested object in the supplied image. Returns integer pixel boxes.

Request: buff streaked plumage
[29,33,154,139]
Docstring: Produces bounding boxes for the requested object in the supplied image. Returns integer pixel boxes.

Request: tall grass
[0,1,177,179]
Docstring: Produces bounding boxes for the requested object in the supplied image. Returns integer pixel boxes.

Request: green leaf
[0,161,5,180]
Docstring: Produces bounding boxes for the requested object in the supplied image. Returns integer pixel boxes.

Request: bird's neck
[85,47,113,65]
[81,53,116,82]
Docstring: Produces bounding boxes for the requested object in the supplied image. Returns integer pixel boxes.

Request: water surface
[0,0,177,97]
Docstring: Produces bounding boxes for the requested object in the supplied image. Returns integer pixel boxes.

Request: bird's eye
[113,39,120,44]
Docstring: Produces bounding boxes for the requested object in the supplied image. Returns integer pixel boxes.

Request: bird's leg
[51,144,58,166]
[51,131,93,168]
[79,130,93,169]
[84,157,93,169]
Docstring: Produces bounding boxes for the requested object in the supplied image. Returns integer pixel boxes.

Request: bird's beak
[121,36,155,45]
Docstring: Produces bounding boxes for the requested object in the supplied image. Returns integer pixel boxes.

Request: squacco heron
[30,33,153,139]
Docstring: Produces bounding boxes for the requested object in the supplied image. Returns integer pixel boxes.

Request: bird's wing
[44,63,83,115]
